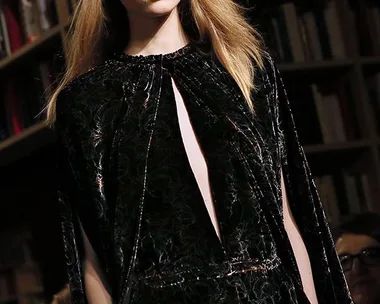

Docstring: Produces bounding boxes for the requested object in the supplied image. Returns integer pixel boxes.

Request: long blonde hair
[46,0,264,125]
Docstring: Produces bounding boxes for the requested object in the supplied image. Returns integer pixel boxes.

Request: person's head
[334,212,380,304]
[46,0,265,125]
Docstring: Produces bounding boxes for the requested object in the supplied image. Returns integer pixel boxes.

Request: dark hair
[333,212,380,244]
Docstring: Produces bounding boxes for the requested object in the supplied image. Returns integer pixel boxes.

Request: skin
[336,233,380,304]
[82,1,319,303]
[121,0,188,57]
[282,170,318,304]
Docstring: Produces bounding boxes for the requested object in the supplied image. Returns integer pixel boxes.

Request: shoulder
[55,60,130,127]
[249,52,280,109]
[59,60,128,105]
[259,52,281,93]
[254,52,288,110]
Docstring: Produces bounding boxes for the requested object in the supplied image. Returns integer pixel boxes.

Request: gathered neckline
[110,43,195,64]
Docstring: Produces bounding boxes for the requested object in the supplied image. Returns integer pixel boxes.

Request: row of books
[1,63,379,144]
[367,72,380,135]
[2,0,380,64]
[287,73,380,145]
[354,0,380,57]
[261,0,380,63]
[0,0,59,60]
[314,172,371,226]
[287,79,358,145]
[0,58,57,140]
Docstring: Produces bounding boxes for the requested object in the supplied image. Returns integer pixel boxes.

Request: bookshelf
[0,0,379,302]
[0,1,74,303]
[252,0,380,224]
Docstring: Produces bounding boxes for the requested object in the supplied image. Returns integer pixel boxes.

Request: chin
[122,0,181,17]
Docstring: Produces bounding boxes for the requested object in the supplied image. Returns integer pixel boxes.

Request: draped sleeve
[266,56,353,304]
[55,88,88,304]
[55,86,115,304]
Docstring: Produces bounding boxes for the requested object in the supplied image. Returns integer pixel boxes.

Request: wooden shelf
[0,295,18,303]
[275,56,380,74]
[278,59,354,73]
[0,122,55,168]
[361,56,380,74]
[0,24,63,73]
[304,140,372,175]
[360,56,380,66]
[304,140,373,154]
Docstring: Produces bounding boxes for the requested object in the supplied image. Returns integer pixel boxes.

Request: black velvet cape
[55,45,353,303]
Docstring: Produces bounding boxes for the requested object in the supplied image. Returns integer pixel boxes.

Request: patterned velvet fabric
[55,45,352,303]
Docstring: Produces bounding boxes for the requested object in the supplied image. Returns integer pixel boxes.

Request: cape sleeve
[55,88,91,304]
[55,87,114,303]
[267,57,353,304]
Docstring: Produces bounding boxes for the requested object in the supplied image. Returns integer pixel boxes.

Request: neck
[125,8,189,56]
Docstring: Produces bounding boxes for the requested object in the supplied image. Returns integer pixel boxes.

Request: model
[46,0,353,303]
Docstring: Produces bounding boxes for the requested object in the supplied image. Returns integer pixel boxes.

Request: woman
[47,0,352,303]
